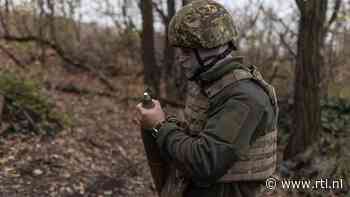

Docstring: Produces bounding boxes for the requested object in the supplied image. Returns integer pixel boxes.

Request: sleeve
[156,98,264,185]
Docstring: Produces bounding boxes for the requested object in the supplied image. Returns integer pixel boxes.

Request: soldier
[136,0,279,196]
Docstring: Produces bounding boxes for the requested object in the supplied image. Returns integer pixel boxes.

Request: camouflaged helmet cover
[168,0,238,49]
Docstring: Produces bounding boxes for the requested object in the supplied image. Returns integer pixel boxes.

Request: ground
[0,64,156,197]
[0,62,348,197]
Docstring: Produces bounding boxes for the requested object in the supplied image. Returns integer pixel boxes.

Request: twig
[0,95,4,122]
[22,107,43,134]
[1,35,117,91]
[152,2,168,25]
[0,44,26,68]
[279,32,297,58]
[326,0,342,30]
[55,84,116,98]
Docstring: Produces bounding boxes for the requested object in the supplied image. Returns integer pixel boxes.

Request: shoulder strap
[204,68,253,97]
[204,65,277,105]
[247,65,279,128]
[248,65,277,106]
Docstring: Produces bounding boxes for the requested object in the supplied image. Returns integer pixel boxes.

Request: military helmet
[168,0,238,49]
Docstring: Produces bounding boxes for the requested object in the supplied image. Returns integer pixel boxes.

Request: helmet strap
[193,48,205,67]
[189,42,235,81]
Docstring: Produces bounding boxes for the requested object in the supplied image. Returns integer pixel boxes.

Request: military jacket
[156,59,278,197]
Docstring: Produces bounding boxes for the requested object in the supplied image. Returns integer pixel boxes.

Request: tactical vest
[160,81,209,197]
[184,65,278,182]
[184,81,209,135]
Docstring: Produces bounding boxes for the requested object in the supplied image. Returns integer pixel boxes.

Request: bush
[280,97,350,196]
[0,72,69,136]
[321,97,350,133]
[278,97,350,142]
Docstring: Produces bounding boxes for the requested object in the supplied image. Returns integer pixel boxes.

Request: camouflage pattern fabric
[184,81,209,135]
[168,0,238,49]
[159,81,208,197]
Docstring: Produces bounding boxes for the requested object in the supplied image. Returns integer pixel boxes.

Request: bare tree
[141,0,160,97]
[163,0,178,99]
[0,0,138,91]
[284,0,342,158]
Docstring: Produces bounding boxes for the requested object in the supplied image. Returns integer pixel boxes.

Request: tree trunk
[164,0,177,99]
[0,95,4,122]
[164,0,189,102]
[141,0,160,97]
[284,0,328,159]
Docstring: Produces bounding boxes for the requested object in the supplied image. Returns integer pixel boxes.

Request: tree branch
[0,94,4,122]
[238,3,263,43]
[152,2,168,25]
[268,65,279,84]
[295,0,305,12]
[1,35,116,91]
[260,6,297,37]
[0,0,10,36]
[279,32,297,58]
[326,0,342,30]
[0,44,26,68]
[259,5,297,58]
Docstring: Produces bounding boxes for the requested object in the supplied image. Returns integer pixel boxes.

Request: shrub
[0,72,68,136]
[321,97,350,133]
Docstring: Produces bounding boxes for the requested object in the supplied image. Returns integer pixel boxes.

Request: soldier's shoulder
[210,79,270,109]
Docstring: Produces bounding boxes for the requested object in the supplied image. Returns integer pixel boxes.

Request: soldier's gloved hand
[136,100,165,129]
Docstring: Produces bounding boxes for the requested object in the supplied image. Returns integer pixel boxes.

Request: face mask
[177,44,233,80]
[177,49,201,80]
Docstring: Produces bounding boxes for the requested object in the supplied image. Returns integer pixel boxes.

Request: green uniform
[156,60,278,197]
[155,1,279,196]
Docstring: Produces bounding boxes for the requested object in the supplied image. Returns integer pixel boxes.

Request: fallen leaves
[0,75,154,197]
